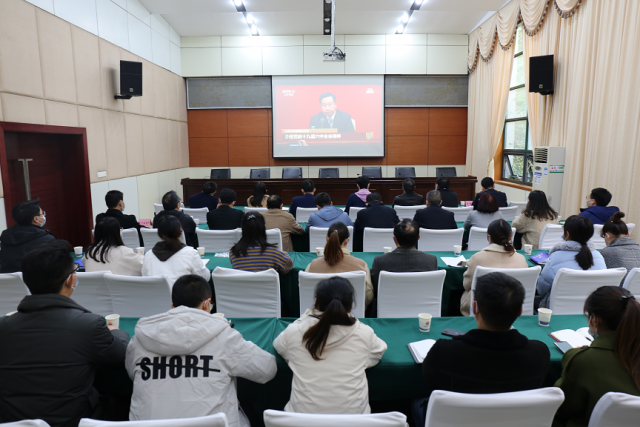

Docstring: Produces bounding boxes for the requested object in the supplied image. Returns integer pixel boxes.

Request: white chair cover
[628,223,636,233]
[363,228,395,252]
[425,388,564,427]
[549,268,627,314]
[498,206,518,221]
[121,228,140,250]
[263,410,406,427]
[0,272,30,316]
[79,414,228,427]
[73,272,113,316]
[104,273,172,317]
[182,207,208,223]
[196,229,241,253]
[588,392,640,427]
[153,203,164,215]
[140,228,162,253]
[418,228,464,251]
[442,206,472,222]
[0,421,52,427]
[212,267,281,318]
[245,207,267,213]
[377,270,446,318]
[309,226,354,252]
[266,229,283,251]
[621,267,640,299]
[298,271,366,318]
[509,201,527,217]
[394,205,426,220]
[467,227,516,251]
[590,224,606,250]
[295,207,318,223]
[539,224,565,250]
[348,206,365,222]
[470,266,542,316]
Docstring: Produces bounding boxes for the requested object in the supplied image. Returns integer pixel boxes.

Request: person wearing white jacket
[273,276,387,414]
[84,217,144,275]
[126,274,277,426]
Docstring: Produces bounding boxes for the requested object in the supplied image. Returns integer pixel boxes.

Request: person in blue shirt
[344,176,371,214]
[188,181,218,211]
[306,192,353,231]
[289,179,316,220]
[579,187,620,225]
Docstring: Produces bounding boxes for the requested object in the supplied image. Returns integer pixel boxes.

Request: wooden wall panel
[228,136,269,166]
[228,109,269,137]
[386,108,429,136]
[187,109,227,138]
[386,136,429,165]
[189,137,228,167]
[429,107,467,136]
[429,135,467,164]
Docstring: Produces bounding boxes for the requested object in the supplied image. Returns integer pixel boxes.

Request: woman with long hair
[513,190,558,249]
[463,193,503,248]
[553,286,640,427]
[600,212,640,273]
[536,215,606,309]
[273,276,387,414]
[142,216,210,284]
[305,221,373,307]
[247,182,268,208]
[84,217,143,275]
[230,212,292,274]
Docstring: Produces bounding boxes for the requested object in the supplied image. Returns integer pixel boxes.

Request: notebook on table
[529,252,550,265]
[549,327,593,349]
[407,339,437,364]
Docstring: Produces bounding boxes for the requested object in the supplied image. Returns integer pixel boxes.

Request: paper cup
[418,313,432,332]
[524,244,533,255]
[136,247,144,255]
[538,308,552,327]
[197,247,205,257]
[453,245,462,256]
[316,247,324,257]
[194,218,200,225]
[74,246,83,256]
[383,247,392,253]
[105,314,120,329]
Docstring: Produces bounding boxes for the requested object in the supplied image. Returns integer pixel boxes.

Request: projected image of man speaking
[308,92,355,132]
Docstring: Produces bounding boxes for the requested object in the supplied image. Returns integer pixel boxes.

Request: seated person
[345,176,371,214]
[153,191,198,248]
[273,276,386,414]
[142,216,210,285]
[230,212,293,274]
[460,219,528,316]
[96,190,146,246]
[463,193,503,248]
[126,274,277,425]
[305,222,373,307]
[413,190,457,230]
[471,177,508,208]
[553,286,640,427]
[289,179,316,220]
[393,178,424,207]
[188,181,218,211]
[0,199,56,273]
[353,192,399,252]
[414,272,549,425]
[600,212,640,274]
[512,190,558,250]
[207,188,245,230]
[536,215,606,309]
[262,195,304,252]
[579,187,620,225]
[435,177,459,208]
[306,192,353,231]
[83,217,143,276]
[0,241,129,427]
[247,182,268,208]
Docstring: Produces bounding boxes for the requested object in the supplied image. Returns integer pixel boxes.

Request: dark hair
[403,178,415,192]
[203,181,217,195]
[394,219,419,248]
[87,217,124,263]
[162,191,180,211]
[315,192,331,208]
[267,194,282,209]
[584,286,640,388]
[426,190,441,206]
[302,179,315,193]
[172,274,212,309]
[602,211,629,239]
[590,187,613,207]
[12,199,42,226]
[318,92,336,103]
[250,182,267,207]
[487,219,515,255]
[436,177,450,189]
[481,177,495,189]
[156,215,185,254]
[475,272,525,330]
[563,215,594,270]
[476,193,499,213]
[324,222,349,267]
[231,212,274,257]
[219,188,236,204]
[366,192,382,204]
[303,276,356,360]
[356,175,370,189]
[21,240,74,295]
[105,190,124,209]
[522,190,557,221]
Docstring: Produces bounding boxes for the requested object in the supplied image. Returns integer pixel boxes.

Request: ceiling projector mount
[323,0,345,61]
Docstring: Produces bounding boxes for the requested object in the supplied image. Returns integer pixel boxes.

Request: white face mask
[39,214,46,227]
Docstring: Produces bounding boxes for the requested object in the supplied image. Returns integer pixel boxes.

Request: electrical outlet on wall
[97,171,107,178]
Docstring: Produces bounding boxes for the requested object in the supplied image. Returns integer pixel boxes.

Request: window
[501,23,532,186]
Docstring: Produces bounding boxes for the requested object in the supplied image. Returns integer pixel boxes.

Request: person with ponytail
[536,215,606,309]
[599,211,640,274]
[273,276,387,414]
[553,286,640,427]
[513,190,558,249]
[305,221,373,307]
[460,219,528,316]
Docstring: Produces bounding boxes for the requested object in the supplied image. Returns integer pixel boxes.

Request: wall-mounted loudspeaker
[529,55,554,95]
[115,60,142,100]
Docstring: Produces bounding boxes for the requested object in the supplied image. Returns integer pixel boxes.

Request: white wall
[495,183,529,203]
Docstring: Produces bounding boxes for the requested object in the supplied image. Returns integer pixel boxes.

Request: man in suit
[436,177,459,208]
[308,92,355,133]
[153,191,198,248]
[353,193,400,252]
[289,179,316,220]
[96,190,146,246]
[206,188,244,231]
[393,178,424,207]
[188,181,218,211]
[262,195,304,252]
[413,190,457,230]
[471,177,508,208]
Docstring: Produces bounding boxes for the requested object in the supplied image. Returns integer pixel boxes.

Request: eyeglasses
[71,263,80,273]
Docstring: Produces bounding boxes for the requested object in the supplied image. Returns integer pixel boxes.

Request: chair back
[498,206,518,221]
[182,207,208,223]
[549,268,627,314]
[309,226,354,252]
[263,410,406,427]
[2,421,52,427]
[377,270,446,318]
[140,228,162,253]
[210,168,231,179]
[628,223,636,234]
[298,271,367,318]
[0,272,30,316]
[395,167,415,178]
[539,224,564,249]
[362,167,382,178]
[621,267,640,299]
[212,267,281,318]
[348,207,365,222]
[394,205,426,220]
[121,228,140,250]
[153,203,169,215]
[424,388,564,427]
[266,228,283,251]
[418,228,464,251]
[467,226,516,251]
[318,168,339,178]
[589,224,606,250]
[442,206,472,222]
[470,266,542,316]
[196,229,241,253]
[295,207,318,222]
[73,272,113,316]
[282,167,302,179]
[509,201,527,217]
[104,274,172,317]
[588,392,640,427]
[79,413,229,427]
[435,167,457,177]
[363,228,395,252]
[250,168,270,179]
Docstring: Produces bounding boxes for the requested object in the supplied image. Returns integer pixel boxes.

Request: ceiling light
[251,25,258,35]
[414,0,423,5]
[245,14,254,24]
[402,13,409,23]
[396,24,404,34]
[234,0,243,6]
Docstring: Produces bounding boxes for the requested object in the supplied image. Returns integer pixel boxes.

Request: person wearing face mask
[579,187,620,225]
[96,190,149,246]
[152,190,198,249]
[599,212,640,275]
[0,199,56,273]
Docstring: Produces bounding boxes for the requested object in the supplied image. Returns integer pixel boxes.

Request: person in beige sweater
[247,182,269,208]
[461,219,528,315]
[305,221,374,307]
[262,195,304,252]
[512,190,558,249]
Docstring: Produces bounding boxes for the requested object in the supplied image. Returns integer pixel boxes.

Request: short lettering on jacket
[137,355,220,380]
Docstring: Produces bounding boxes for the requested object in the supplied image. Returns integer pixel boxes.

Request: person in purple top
[579,187,620,225]
[345,176,371,214]
[289,179,316,221]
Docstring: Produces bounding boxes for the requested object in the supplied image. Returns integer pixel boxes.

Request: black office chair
[318,168,339,178]
[282,167,303,179]
[250,169,270,179]
[362,167,382,178]
[395,167,416,178]
[436,167,457,177]
[210,169,231,179]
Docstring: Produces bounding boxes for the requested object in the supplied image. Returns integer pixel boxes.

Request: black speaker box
[120,60,142,97]
[529,55,554,95]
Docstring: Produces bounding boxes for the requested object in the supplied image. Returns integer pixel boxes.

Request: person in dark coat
[289,179,316,220]
[0,199,56,273]
[344,176,370,214]
[0,241,129,427]
[354,193,400,252]
[206,188,245,231]
[153,191,198,248]
[393,178,424,207]
[188,181,218,211]
[413,190,458,230]
[95,190,146,246]
[436,177,459,208]
[471,177,508,208]
[579,187,620,225]
[308,92,355,133]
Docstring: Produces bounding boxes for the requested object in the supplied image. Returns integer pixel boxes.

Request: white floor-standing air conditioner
[532,147,566,214]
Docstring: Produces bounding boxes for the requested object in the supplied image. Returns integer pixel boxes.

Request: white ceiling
[138,0,507,37]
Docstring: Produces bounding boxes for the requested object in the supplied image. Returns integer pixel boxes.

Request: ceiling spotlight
[396,24,404,34]
[234,0,243,6]
[414,0,423,5]
[325,29,330,33]
[251,25,258,34]
[402,13,409,23]
[245,14,254,24]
